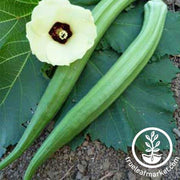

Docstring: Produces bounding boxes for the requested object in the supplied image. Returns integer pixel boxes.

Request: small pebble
[113,172,124,180]
[76,172,83,180]
[81,160,87,167]
[87,149,93,156]
[77,151,82,156]
[83,141,89,146]
[103,159,110,171]
[77,164,86,173]
[82,176,90,180]
[128,171,136,180]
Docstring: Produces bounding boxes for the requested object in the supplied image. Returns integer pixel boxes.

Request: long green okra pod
[0,0,135,170]
[24,0,167,179]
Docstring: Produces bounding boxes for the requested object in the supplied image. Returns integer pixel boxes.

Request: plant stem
[150,136,154,161]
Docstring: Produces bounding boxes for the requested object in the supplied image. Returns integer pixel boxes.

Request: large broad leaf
[56,50,178,152]
[101,1,180,56]
[0,0,35,104]
[0,56,48,157]
[0,0,48,157]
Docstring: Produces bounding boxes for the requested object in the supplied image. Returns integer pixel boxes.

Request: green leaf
[70,0,100,6]
[15,0,100,8]
[15,0,39,5]
[102,1,180,56]
[56,50,178,152]
[0,0,48,156]
[0,55,48,157]
[0,0,36,104]
[70,0,100,9]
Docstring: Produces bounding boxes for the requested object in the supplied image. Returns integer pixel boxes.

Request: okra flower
[26,0,97,66]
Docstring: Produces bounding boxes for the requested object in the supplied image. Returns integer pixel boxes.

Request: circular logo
[132,127,173,168]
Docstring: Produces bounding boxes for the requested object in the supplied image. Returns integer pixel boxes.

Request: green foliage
[15,0,39,4]
[0,55,48,157]
[102,1,180,56]
[70,0,100,5]
[0,0,47,157]
[0,0,179,156]
[58,51,178,152]
[0,0,35,104]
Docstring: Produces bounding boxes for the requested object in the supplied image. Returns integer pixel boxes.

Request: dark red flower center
[49,22,72,44]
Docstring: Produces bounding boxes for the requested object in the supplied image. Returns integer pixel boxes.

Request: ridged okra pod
[24,0,167,179]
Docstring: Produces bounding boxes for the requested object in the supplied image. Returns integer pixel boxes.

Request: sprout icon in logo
[132,127,173,168]
[142,131,162,164]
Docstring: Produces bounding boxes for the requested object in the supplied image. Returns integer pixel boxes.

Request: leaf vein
[0,52,31,106]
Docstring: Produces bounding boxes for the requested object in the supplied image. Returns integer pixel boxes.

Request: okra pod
[24,0,167,179]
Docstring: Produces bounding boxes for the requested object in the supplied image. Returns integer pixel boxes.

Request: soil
[0,1,180,180]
